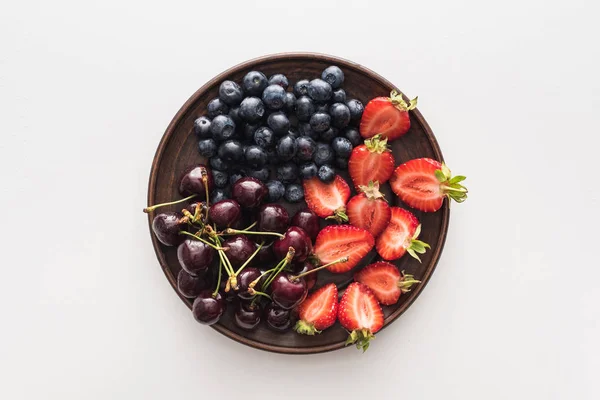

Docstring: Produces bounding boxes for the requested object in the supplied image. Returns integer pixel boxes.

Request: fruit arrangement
[145,65,468,352]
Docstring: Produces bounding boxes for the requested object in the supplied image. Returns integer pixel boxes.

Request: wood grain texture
[146,53,450,354]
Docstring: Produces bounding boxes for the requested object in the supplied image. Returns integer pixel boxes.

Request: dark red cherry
[264,302,293,332]
[254,241,275,265]
[222,235,257,267]
[186,201,207,218]
[234,302,261,330]
[152,212,185,246]
[208,199,242,229]
[231,177,267,208]
[179,164,214,198]
[192,290,225,325]
[177,269,208,298]
[273,226,313,262]
[257,203,289,234]
[237,267,262,301]
[270,272,308,310]
[177,239,215,276]
[293,260,318,291]
[291,209,320,241]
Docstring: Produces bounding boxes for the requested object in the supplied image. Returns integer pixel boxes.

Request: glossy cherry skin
[177,239,215,276]
[179,164,214,199]
[231,177,267,208]
[257,203,289,234]
[255,241,275,265]
[293,260,318,291]
[208,199,242,229]
[192,290,225,325]
[236,267,262,301]
[270,272,308,310]
[152,212,185,246]
[273,226,313,263]
[264,302,293,331]
[234,302,261,330]
[177,269,208,298]
[291,209,320,241]
[222,235,257,268]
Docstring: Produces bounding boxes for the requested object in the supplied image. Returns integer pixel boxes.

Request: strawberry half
[294,283,338,335]
[376,207,430,261]
[389,158,468,212]
[346,181,391,237]
[348,134,395,189]
[338,282,384,352]
[313,225,375,273]
[303,175,350,222]
[359,90,418,141]
[354,262,420,305]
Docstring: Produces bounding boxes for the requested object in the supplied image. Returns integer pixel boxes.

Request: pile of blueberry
[193,66,364,205]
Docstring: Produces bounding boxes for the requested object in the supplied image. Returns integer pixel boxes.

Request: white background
[1,0,599,399]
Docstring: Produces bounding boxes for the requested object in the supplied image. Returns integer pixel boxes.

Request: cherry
[222,235,257,268]
[264,302,293,331]
[236,267,262,301]
[257,203,289,234]
[208,199,242,229]
[255,241,275,265]
[232,177,267,208]
[270,272,308,309]
[293,260,318,291]
[192,290,225,325]
[152,212,186,246]
[177,269,208,298]
[273,226,313,263]
[234,302,261,330]
[291,209,320,241]
[179,164,214,199]
[177,238,215,276]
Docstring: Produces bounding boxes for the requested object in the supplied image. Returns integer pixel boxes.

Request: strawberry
[359,90,418,141]
[303,175,350,222]
[294,283,338,335]
[354,262,420,305]
[376,207,430,261]
[346,181,391,237]
[389,158,468,212]
[338,282,384,351]
[348,134,395,189]
[313,225,375,273]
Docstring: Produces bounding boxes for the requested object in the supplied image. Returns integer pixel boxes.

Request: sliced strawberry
[376,207,430,261]
[359,91,418,141]
[303,175,350,222]
[338,282,384,351]
[313,225,374,273]
[346,181,391,237]
[354,262,420,305]
[348,134,395,189]
[295,283,338,335]
[389,158,468,212]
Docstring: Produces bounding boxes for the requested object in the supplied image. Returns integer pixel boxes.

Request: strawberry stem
[291,257,349,280]
[345,328,375,352]
[398,272,421,293]
[325,208,348,224]
[294,320,322,336]
[143,194,198,213]
[406,224,430,263]
[389,90,418,112]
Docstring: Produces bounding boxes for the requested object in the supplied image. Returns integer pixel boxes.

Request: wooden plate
[147,52,449,354]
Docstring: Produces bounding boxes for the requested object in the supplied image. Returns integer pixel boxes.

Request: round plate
[147,52,449,354]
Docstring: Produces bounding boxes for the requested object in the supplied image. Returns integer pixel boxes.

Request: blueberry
[331,137,353,158]
[253,127,275,148]
[276,162,299,184]
[242,71,268,96]
[211,188,229,203]
[244,145,268,167]
[332,88,346,103]
[198,139,217,158]
[299,162,318,180]
[218,140,244,162]
[320,127,339,142]
[210,115,236,142]
[321,66,344,89]
[293,79,310,97]
[313,142,334,166]
[307,79,332,102]
[329,103,351,128]
[335,157,349,169]
[219,80,244,105]
[212,170,229,188]
[266,148,281,165]
[284,184,304,203]
[284,92,297,112]
[245,166,270,182]
[209,156,229,171]
[207,98,229,118]
[239,97,265,123]
[268,74,289,90]
[262,84,286,110]
[318,165,336,183]
[346,99,364,122]
[243,123,259,141]
[228,106,242,124]
[295,96,315,122]
[230,172,245,185]
[298,122,319,140]
[276,134,297,161]
[296,136,316,161]
[343,126,362,146]
[193,116,212,138]
[310,112,331,133]
[267,111,291,135]
[266,180,285,202]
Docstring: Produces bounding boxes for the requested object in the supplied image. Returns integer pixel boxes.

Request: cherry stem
[201,171,210,209]
[234,242,264,276]
[212,257,223,297]
[261,248,295,290]
[178,231,225,251]
[143,194,197,213]
[291,257,349,280]
[211,235,235,277]
[241,221,257,231]
[223,228,285,239]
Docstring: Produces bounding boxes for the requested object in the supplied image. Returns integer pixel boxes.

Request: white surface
[1,0,599,399]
